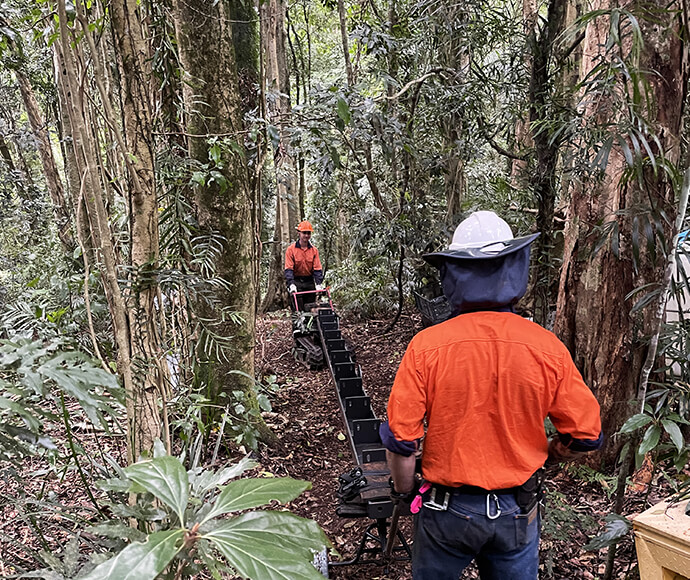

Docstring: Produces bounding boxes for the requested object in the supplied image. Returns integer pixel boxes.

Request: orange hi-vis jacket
[284,241,323,279]
[387,311,602,490]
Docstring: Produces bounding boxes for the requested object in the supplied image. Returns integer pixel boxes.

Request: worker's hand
[546,438,584,466]
[288,284,297,293]
[315,284,324,291]
[389,476,419,505]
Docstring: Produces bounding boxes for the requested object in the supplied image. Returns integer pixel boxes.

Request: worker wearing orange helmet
[381,211,602,579]
[285,220,324,311]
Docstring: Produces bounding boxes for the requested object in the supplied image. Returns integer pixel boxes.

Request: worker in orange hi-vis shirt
[285,220,323,311]
[380,211,603,580]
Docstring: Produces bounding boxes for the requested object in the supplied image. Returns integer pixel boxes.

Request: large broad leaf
[79,529,185,580]
[619,413,652,434]
[662,420,684,452]
[124,456,189,524]
[638,424,661,456]
[584,514,631,551]
[203,511,329,580]
[203,478,310,522]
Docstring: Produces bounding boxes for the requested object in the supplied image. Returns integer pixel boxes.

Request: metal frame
[312,306,412,570]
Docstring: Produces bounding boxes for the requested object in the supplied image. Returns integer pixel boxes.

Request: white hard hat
[449,211,513,251]
[422,211,539,266]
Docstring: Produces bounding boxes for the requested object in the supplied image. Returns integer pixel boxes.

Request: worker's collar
[295,239,312,249]
[455,304,516,315]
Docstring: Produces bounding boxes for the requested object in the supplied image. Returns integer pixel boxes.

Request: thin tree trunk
[439,4,466,225]
[337,0,354,86]
[261,0,299,312]
[52,44,94,262]
[56,0,144,465]
[15,69,75,256]
[527,0,568,327]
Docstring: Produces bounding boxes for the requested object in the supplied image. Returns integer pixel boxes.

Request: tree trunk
[15,70,74,256]
[229,0,260,113]
[555,1,686,465]
[260,0,298,312]
[56,0,138,461]
[526,0,568,327]
[52,43,94,262]
[438,4,466,225]
[108,0,165,458]
[173,0,274,444]
[337,0,354,86]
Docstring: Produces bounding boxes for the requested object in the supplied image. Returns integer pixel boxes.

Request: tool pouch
[515,468,545,514]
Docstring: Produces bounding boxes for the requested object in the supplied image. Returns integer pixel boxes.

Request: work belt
[424,469,545,518]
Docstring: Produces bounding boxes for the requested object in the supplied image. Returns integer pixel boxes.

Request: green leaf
[191,171,206,186]
[203,511,329,580]
[616,134,633,167]
[584,514,631,551]
[638,424,661,456]
[190,456,258,495]
[662,420,684,452]
[152,439,167,458]
[209,143,222,164]
[79,529,185,580]
[257,394,271,412]
[619,413,652,434]
[267,125,281,149]
[336,98,351,125]
[96,476,146,494]
[203,478,311,522]
[124,456,189,524]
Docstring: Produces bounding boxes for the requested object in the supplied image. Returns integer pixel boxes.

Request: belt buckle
[424,487,449,511]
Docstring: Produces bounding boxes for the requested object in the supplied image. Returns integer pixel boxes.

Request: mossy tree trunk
[173,0,275,445]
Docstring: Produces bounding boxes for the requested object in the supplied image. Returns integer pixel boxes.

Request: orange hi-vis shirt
[387,311,602,490]
[285,242,322,278]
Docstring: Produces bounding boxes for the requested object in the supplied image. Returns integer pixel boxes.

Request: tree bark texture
[229,0,260,114]
[438,3,466,225]
[261,0,298,312]
[109,0,165,459]
[52,44,94,262]
[173,0,274,444]
[555,0,687,465]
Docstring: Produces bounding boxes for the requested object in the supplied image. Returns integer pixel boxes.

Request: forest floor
[253,308,665,580]
[0,309,672,579]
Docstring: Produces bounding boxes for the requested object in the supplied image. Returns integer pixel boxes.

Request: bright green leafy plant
[81,445,330,580]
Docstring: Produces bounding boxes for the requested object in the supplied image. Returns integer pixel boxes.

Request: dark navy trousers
[412,489,540,579]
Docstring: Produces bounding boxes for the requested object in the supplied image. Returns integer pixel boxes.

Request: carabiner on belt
[486,493,502,520]
[425,487,450,511]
